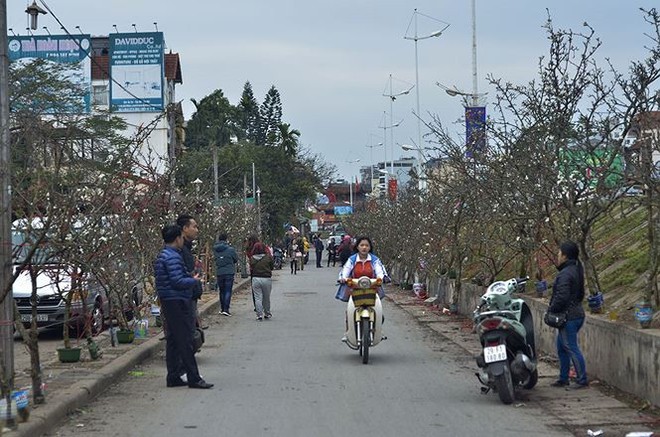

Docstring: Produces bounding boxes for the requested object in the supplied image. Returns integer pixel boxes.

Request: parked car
[11,218,143,335]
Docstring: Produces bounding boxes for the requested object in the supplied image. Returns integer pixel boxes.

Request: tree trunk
[578,237,601,295]
[12,300,44,404]
[644,190,659,306]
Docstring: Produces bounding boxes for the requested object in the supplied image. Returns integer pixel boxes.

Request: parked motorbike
[273,247,284,270]
[473,277,538,404]
[342,276,385,364]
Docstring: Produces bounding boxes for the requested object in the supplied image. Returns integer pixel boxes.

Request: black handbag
[544,311,568,329]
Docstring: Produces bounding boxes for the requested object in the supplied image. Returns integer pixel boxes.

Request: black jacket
[549,259,586,320]
[182,239,204,300]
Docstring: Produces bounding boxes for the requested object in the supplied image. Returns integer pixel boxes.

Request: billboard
[109,32,164,112]
[7,35,92,112]
[334,206,353,215]
[465,106,486,157]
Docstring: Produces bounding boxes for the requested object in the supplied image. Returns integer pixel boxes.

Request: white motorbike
[342,276,385,364]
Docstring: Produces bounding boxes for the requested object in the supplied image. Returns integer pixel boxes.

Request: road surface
[48,265,570,436]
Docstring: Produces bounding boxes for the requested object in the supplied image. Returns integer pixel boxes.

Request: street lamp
[436,1,487,157]
[404,9,450,169]
[256,187,262,235]
[365,139,383,192]
[383,74,414,173]
[379,112,403,176]
[345,159,360,208]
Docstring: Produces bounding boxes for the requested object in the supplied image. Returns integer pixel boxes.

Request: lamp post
[404,9,450,171]
[379,112,402,180]
[256,187,262,235]
[365,139,383,193]
[383,75,414,173]
[436,1,486,156]
[345,159,360,208]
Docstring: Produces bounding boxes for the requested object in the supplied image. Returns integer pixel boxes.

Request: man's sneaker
[256,316,263,321]
[550,379,569,387]
[180,373,188,383]
[341,335,348,343]
[221,311,231,317]
[264,312,272,319]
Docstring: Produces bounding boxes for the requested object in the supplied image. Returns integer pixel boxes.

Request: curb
[8,278,251,437]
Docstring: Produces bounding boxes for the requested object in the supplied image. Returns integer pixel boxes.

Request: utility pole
[212,144,218,203]
[0,0,16,429]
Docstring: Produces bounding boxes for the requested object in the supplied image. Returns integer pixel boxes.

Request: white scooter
[342,276,385,364]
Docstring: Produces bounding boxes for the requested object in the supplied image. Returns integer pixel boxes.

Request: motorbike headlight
[357,277,372,289]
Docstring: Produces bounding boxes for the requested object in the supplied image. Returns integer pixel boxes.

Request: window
[92,85,108,106]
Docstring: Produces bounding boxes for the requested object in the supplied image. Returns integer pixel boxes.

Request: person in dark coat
[154,224,213,389]
[548,240,588,389]
[313,235,324,268]
[327,237,337,267]
[176,215,204,324]
[214,233,238,316]
[249,243,274,321]
[338,235,353,267]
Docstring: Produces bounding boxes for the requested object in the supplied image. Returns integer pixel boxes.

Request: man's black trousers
[161,299,202,385]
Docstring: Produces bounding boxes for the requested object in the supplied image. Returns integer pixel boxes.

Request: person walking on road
[250,243,274,321]
[289,240,300,275]
[313,235,324,268]
[338,235,353,267]
[214,232,238,316]
[154,224,213,389]
[327,237,337,267]
[548,240,588,390]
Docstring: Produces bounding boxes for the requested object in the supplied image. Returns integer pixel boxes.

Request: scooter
[473,277,538,404]
[273,247,284,270]
[342,276,385,364]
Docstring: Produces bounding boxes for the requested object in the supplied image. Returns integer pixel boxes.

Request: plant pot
[57,347,82,363]
[116,330,135,344]
[634,300,653,329]
[587,292,604,314]
[87,339,101,360]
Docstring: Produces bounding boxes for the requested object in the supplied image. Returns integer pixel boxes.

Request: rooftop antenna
[132,23,138,33]
[154,22,159,31]
[112,24,119,33]
[42,26,51,35]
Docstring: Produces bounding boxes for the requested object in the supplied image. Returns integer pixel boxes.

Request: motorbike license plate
[484,345,507,363]
[21,314,48,322]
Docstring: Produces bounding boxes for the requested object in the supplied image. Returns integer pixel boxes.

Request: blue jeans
[557,318,588,385]
[217,274,235,313]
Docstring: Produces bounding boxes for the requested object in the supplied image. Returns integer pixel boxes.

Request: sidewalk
[5,278,251,437]
[385,285,659,437]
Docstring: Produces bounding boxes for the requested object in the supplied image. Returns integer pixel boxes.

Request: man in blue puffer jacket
[154,224,213,389]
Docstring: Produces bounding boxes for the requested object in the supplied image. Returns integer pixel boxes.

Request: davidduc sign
[109,32,164,112]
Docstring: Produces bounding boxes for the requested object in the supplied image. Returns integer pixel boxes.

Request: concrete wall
[389,264,660,406]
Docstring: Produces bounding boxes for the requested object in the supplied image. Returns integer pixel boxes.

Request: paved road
[49,266,571,437]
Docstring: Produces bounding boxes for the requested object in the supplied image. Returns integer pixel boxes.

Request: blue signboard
[334,206,353,215]
[465,106,486,157]
[7,35,92,112]
[109,32,164,112]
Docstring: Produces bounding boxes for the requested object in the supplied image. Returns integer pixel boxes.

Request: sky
[8,1,659,180]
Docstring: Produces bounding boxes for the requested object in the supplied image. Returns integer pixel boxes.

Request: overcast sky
[8,1,658,179]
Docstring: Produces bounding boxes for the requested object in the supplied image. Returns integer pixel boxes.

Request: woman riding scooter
[336,236,386,341]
